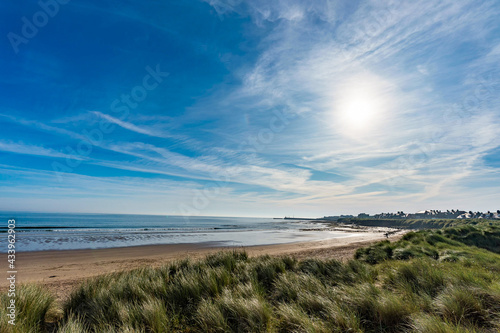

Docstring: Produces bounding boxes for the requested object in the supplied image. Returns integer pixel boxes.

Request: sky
[0,0,499,217]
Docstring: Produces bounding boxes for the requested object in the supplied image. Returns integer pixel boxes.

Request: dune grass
[0,284,59,333]
[1,223,499,332]
[338,217,492,230]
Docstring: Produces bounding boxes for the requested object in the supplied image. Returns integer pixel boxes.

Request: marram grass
[1,224,499,332]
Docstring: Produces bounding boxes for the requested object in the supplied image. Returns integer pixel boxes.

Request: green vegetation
[0,285,59,333]
[355,222,500,264]
[1,223,499,332]
[337,217,489,229]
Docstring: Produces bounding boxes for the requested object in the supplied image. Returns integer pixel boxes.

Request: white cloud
[198,0,500,211]
[92,111,174,139]
[0,141,84,160]
[3,0,500,215]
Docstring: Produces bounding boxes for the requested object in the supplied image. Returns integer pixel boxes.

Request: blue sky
[1,0,499,217]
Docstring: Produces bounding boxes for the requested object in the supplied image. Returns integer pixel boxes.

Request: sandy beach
[1,229,405,300]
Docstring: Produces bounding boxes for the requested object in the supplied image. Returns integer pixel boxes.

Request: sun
[339,95,379,130]
[333,73,392,137]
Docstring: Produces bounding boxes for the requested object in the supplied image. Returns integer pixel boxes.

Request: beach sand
[1,230,405,300]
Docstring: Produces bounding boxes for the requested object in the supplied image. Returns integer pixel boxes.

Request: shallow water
[0,212,354,252]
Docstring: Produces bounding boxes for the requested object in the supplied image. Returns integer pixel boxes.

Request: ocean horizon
[0,212,352,252]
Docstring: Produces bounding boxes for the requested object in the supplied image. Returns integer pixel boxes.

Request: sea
[0,212,355,252]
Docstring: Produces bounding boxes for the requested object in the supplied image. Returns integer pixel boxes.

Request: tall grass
[434,285,500,328]
[0,284,58,333]
[410,314,478,333]
[1,223,499,332]
[197,289,272,332]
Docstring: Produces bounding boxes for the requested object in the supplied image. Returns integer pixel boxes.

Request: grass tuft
[0,284,57,333]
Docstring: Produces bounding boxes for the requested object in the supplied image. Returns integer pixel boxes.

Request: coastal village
[323,209,500,220]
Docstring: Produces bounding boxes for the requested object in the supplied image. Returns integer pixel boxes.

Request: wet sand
[0,230,405,300]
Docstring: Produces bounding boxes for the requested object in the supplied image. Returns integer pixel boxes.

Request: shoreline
[1,229,406,300]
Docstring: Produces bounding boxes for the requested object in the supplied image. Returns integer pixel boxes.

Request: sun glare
[333,73,392,138]
[340,95,379,130]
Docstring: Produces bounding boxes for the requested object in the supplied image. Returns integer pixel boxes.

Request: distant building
[458,211,500,219]
[326,209,499,221]
[407,210,466,219]
[323,214,353,220]
[323,216,340,220]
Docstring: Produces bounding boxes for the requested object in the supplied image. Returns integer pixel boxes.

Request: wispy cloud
[91,111,174,139]
[1,0,499,215]
[0,141,84,160]
[197,0,500,210]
